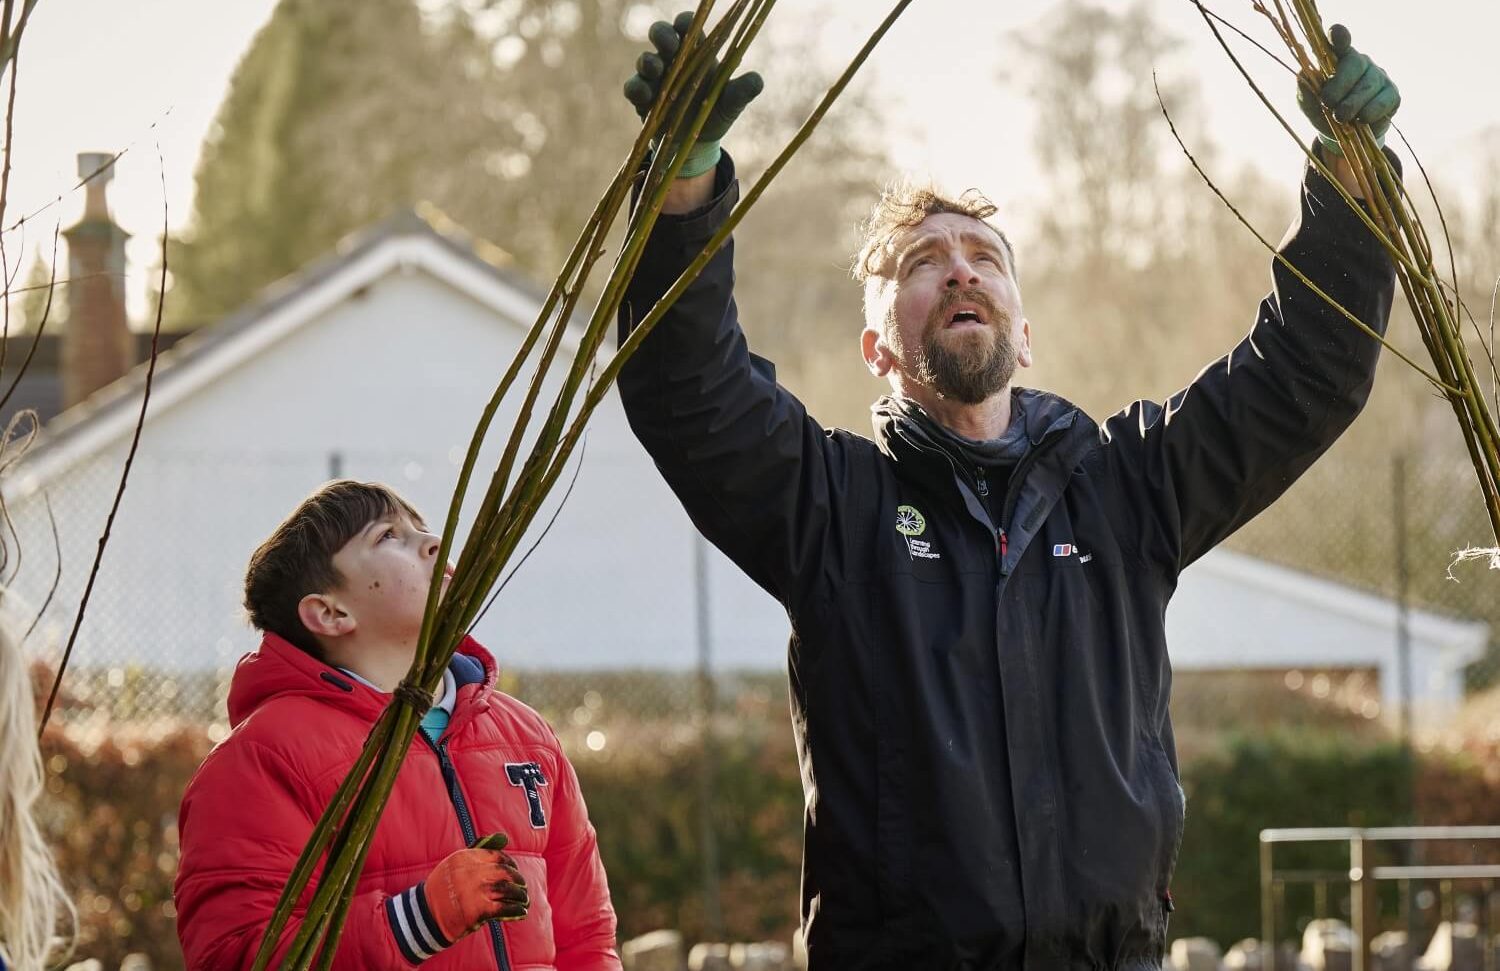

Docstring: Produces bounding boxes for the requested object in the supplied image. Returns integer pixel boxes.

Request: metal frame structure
[1260,826,1500,971]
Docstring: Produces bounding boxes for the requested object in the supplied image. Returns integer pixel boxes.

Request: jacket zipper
[893,419,1070,573]
[976,468,1011,563]
[992,428,1075,576]
[421,733,512,971]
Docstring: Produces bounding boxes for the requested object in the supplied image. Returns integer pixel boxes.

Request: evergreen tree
[11,252,55,334]
[168,0,507,326]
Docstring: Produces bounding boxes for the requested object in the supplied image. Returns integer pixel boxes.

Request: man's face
[324,511,452,645]
[862,212,1031,404]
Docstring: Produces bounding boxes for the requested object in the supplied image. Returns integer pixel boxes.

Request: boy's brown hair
[243,480,423,657]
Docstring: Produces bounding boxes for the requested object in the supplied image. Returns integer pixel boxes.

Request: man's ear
[298,592,356,641]
[863,326,894,378]
[1016,317,1033,369]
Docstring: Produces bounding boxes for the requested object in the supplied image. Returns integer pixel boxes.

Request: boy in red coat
[174,480,621,970]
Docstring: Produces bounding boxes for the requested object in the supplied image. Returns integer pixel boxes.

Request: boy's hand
[1296,24,1399,157]
[621,10,763,178]
[423,835,529,940]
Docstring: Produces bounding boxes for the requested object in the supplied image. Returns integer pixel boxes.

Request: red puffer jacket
[174,633,620,970]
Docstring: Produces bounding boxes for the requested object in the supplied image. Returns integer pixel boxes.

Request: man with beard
[617,13,1400,970]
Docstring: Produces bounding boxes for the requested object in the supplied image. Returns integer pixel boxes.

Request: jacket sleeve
[1100,152,1398,572]
[542,735,621,971]
[174,740,421,970]
[617,153,854,609]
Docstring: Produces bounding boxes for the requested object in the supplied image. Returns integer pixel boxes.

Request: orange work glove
[386,833,528,963]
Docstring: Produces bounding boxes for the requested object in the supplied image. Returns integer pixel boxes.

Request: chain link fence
[1228,449,1500,696]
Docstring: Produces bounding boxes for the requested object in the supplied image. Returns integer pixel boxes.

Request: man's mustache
[927,288,1008,331]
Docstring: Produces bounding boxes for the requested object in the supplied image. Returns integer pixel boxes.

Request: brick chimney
[61,151,131,409]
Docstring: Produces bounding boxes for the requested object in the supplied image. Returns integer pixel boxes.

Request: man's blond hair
[851,182,1017,285]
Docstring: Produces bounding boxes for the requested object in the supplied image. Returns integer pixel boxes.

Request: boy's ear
[298,592,356,640]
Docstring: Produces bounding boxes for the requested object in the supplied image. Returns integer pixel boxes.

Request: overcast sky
[9,0,1498,319]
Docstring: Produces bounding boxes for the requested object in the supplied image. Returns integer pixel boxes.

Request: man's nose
[945,257,979,289]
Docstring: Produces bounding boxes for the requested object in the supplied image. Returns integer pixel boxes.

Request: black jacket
[618,155,1395,969]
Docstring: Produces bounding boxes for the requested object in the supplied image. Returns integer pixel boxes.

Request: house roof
[0,335,63,430]
[7,205,557,495]
[0,332,192,431]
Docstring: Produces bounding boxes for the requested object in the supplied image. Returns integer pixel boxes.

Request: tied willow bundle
[251,2,912,968]
[1184,0,1500,548]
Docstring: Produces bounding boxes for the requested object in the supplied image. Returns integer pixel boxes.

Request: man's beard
[912,288,1017,405]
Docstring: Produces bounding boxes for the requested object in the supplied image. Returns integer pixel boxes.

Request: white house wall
[13,264,792,675]
[1166,548,1481,712]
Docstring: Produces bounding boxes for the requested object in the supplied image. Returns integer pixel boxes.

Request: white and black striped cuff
[385,883,452,964]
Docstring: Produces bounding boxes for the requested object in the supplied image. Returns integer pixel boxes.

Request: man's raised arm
[1101,25,1402,570]
[616,12,859,609]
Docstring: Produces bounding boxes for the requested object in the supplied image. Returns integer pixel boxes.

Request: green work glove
[1296,24,1400,158]
[622,10,764,178]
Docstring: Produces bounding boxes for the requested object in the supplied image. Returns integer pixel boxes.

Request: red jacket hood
[227,632,499,729]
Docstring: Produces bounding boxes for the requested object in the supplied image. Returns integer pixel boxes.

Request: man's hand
[623,10,763,211]
[422,834,529,941]
[1296,24,1400,158]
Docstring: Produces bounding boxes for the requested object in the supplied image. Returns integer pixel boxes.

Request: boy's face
[316,511,453,646]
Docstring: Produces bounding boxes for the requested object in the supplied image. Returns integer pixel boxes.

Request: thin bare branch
[0,221,55,414]
[0,406,34,582]
[1187,1,1297,75]
[5,271,108,295]
[1152,74,1452,391]
[468,430,589,633]
[22,489,58,644]
[0,0,40,74]
[0,35,22,242]
[2,107,174,236]
[38,142,171,736]
[1492,275,1500,421]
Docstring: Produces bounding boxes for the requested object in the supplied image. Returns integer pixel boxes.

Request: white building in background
[1168,548,1487,718]
[7,196,1488,723]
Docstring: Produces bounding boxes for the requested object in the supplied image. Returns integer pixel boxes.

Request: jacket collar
[873,387,1098,573]
[872,387,1086,493]
[227,633,498,732]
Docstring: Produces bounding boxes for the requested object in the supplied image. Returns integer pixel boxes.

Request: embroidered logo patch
[906,538,941,561]
[895,505,927,537]
[1052,543,1074,557]
[505,762,549,829]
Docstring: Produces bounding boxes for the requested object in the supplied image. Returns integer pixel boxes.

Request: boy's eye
[382,528,398,541]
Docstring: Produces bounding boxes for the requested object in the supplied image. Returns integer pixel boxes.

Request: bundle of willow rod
[251,2,912,968]
[1187,0,1500,546]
